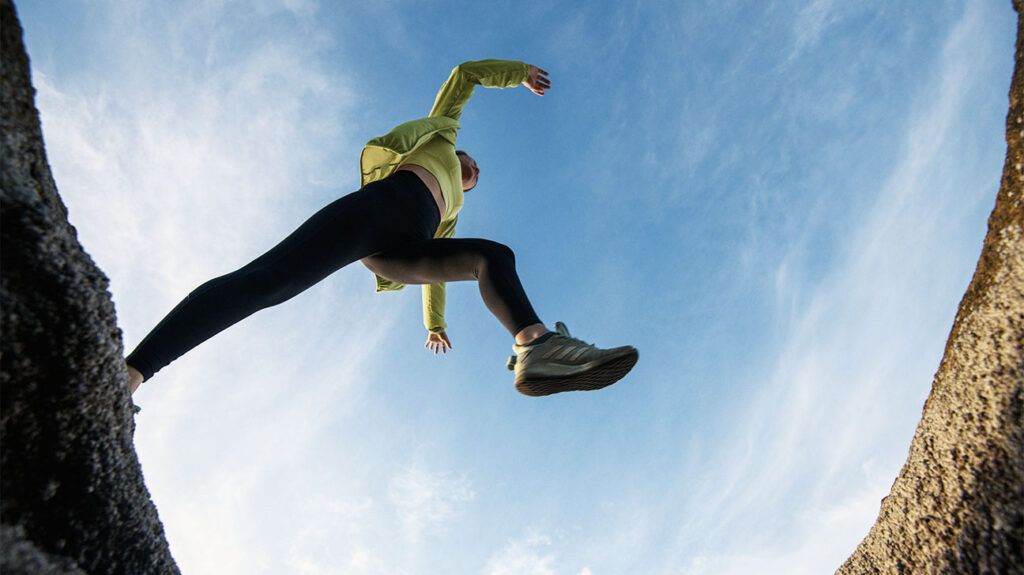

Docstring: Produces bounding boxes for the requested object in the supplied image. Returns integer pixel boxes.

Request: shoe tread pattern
[515,349,639,397]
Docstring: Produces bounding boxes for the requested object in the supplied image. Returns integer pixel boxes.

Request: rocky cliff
[0,1,179,573]
[837,4,1024,574]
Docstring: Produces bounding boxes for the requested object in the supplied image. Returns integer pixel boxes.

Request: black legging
[126,170,541,381]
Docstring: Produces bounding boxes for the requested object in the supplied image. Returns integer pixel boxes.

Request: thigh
[362,238,504,285]
[245,185,417,284]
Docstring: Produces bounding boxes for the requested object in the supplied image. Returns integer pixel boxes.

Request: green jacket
[359,59,530,333]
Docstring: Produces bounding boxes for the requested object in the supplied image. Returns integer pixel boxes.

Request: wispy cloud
[29,1,414,573]
[480,530,598,575]
[481,532,559,575]
[790,0,840,59]
[654,2,1002,571]
[388,464,476,542]
[33,3,355,314]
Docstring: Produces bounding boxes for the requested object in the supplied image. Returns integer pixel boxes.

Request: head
[456,150,479,192]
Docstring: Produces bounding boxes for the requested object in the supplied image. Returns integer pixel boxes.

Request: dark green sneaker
[507,322,639,397]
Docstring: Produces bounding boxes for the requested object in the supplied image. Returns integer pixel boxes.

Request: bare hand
[523,65,551,96]
[425,330,453,355]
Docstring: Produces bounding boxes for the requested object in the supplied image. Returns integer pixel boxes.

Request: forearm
[454,59,530,88]
[423,283,447,333]
[429,60,531,120]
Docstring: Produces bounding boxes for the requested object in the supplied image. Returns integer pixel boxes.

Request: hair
[455,150,477,191]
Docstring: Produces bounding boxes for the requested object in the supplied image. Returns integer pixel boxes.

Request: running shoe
[506,322,639,397]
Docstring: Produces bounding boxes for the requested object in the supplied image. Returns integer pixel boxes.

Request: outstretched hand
[523,65,551,96]
[425,330,453,355]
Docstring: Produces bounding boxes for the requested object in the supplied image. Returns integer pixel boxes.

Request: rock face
[0,2,179,574]
[837,4,1024,575]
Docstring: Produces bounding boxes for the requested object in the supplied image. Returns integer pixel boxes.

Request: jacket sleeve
[422,216,459,332]
[429,60,531,121]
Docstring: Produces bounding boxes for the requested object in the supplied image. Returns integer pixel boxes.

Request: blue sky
[18,0,1015,573]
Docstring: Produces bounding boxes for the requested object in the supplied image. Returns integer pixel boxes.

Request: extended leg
[126,182,427,384]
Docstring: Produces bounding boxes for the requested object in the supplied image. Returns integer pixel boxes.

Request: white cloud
[388,464,476,542]
[482,536,559,575]
[480,530,599,575]
[676,482,883,575]
[33,3,356,325]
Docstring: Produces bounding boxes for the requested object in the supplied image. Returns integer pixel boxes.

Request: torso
[395,164,445,221]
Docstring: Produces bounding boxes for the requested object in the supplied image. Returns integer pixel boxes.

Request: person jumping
[125,59,638,398]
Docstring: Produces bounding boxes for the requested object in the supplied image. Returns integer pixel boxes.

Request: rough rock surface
[0,2,179,573]
[837,4,1024,575]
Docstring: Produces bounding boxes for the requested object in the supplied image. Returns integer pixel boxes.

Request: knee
[251,268,303,307]
[478,240,516,266]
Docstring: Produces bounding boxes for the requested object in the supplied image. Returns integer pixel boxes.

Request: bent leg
[362,238,541,336]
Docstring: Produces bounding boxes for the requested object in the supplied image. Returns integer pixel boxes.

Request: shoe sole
[515,348,639,397]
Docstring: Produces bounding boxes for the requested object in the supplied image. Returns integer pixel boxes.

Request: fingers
[424,334,452,355]
[526,65,552,96]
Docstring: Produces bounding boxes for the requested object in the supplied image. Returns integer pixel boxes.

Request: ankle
[127,364,144,394]
[515,324,553,346]
[521,331,556,347]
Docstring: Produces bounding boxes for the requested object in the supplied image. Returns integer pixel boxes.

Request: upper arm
[429,64,474,121]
